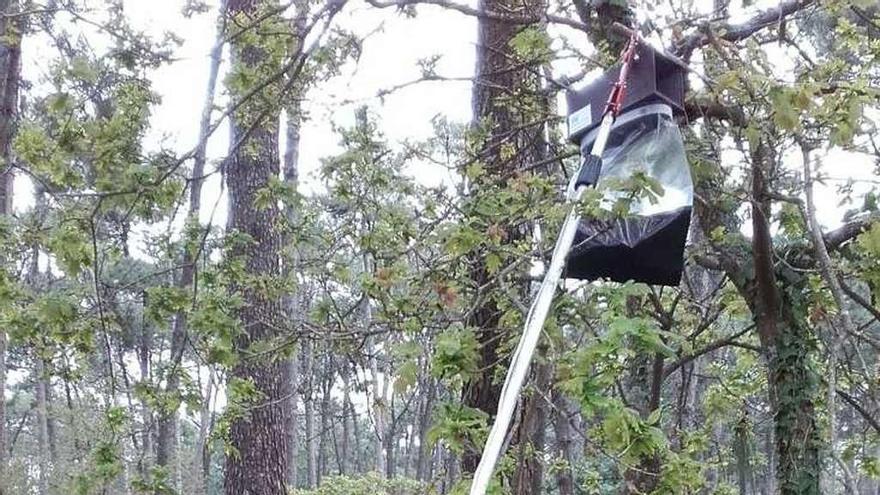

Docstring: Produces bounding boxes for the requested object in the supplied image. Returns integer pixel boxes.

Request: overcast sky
[15,0,877,232]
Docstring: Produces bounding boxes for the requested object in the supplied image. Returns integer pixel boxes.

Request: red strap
[603,30,639,118]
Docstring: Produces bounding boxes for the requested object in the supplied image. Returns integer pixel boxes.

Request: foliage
[291,473,425,495]
[1,1,879,495]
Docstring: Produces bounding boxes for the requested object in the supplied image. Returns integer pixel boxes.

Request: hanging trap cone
[565,45,692,286]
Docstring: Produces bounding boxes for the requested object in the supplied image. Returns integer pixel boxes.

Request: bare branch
[675,0,816,60]
[837,388,880,435]
[663,324,756,379]
[363,0,588,32]
[824,213,879,252]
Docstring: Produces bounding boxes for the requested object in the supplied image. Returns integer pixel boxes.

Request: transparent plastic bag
[567,104,693,286]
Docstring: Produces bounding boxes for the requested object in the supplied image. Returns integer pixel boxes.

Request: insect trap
[565,43,692,286]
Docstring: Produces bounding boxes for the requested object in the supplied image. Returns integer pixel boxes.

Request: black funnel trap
[566,105,692,286]
[564,44,692,286]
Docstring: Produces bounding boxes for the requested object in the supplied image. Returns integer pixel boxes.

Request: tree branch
[837,388,880,435]
[840,281,880,325]
[363,0,588,32]
[684,96,747,127]
[824,213,879,252]
[663,324,755,379]
[675,0,815,60]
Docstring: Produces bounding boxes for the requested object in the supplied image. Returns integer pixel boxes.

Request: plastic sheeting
[566,104,693,286]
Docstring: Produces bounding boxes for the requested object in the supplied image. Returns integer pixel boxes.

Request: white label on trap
[568,105,592,137]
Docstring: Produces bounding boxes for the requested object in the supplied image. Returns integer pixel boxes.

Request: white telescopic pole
[468,112,615,495]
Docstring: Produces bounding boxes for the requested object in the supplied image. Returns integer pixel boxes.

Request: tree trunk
[283,108,301,484]
[303,340,318,488]
[288,349,300,487]
[35,359,50,495]
[751,143,821,495]
[138,305,154,472]
[415,375,435,482]
[385,394,396,478]
[693,129,822,495]
[513,350,550,495]
[767,307,821,495]
[318,356,333,483]
[370,350,387,475]
[461,0,545,475]
[45,380,57,464]
[282,0,305,475]
[350,389,364,474]
[195,370,214,495]
[0,1,21,492]
[621,293,665,494]
[341,363,353,475]
[157,1,227,484]
[222,1,290,493]
[382,356,394,478]
[551,388,575,495]
[801,145,857,493]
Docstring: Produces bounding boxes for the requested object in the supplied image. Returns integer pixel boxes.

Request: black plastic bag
[566,104,693,286]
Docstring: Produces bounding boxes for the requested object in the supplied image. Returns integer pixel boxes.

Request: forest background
[1,0,879,494]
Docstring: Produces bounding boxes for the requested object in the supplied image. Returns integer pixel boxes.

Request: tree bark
[138,295,154,473]
[340,362,353,475]
[222,1,291,493]
[303,340,318,488]
[0,1,21,492]
[461,0,545,475]
[283,1,306,481]
[415,374,436,482]
[692,129,823,495]
[750,142,821,495]
[35,359,50,495]
[195,370,214,495]
[350,389,364,474]
[288,348,300,487]
[318,355,333,483]
[800,145,857,494]
[156,1,227,483]
[513,349,550,495]
[551,388,575,495]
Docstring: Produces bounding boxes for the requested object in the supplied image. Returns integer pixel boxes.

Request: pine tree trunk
[341,364,353,475]
[415,376,435,482]
[157,1,226,483]
[350,390,364,473]
[303,340,318,488]
[283,103,302,486]
[461,0,544,475]
[138,310,154,471]
[222,1,291,493]
[370,350,387,475]
[35,359,50,495]
[318,357,333,484]
[513,347,550,495]
[195,370,214,495]
[551,388,575,495]
[0,1,21,492]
